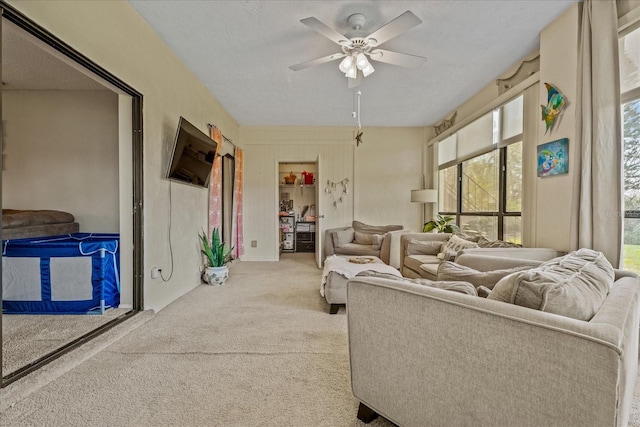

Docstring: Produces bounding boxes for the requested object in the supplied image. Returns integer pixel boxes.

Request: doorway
[278,162,317,258]
[0,4,143,386]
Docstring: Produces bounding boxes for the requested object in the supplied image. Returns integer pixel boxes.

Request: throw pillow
[437,261,532,289]
[437,234,480,261]
[453,232,482,243]
[354,231,384,248]
[373,233,384,249]
[487,248,614,321]
[332,229,354,248]
[405,239,443,256]
[477,236,523,248]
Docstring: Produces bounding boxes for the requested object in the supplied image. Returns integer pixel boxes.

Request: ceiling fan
[289,11,426,87]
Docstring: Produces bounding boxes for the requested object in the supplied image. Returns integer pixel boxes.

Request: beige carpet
[1,253,639,426]
[1,254,391,426]
[2,308,130,375]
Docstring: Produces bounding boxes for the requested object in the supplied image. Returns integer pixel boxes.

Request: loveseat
[347,249,640,426]
[324,221,410,268]
[399,232,565,280]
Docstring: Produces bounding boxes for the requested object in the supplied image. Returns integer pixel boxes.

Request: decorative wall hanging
[496,55,540,95]
[537,138,569,177]
[324,178,350,209]
[541,83,566,134]
[434,111,457,136]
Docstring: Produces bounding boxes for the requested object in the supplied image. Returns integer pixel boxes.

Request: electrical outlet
[151,267,161,279]
[251,240,257,247]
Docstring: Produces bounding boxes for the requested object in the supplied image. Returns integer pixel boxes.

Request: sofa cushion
[334,243,380,257]
[438,234,480,261]
[437,261,532,289]
[332,229,354,248]
[419,263,439,279]
[487,248,614,321]
[405,239,443,256]
[354,231,384,248]
[404,254,439,274]
[353,220,403,234]
[356,271,477,296]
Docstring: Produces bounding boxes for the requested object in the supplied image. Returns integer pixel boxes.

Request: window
[437,95,523,242]
[620,24,640,272]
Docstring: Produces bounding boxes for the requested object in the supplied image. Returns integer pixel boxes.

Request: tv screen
[166,116,218,187]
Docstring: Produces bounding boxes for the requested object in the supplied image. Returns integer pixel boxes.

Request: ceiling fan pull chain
[357,90,362,130]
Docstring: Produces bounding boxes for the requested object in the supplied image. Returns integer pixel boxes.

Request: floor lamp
[411,189,438,231]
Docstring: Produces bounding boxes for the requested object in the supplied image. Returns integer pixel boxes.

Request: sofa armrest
[323,226,351,259]
[347,275,637,427]
[379,229,413,268]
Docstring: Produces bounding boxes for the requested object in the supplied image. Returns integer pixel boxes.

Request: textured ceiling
[129,0,577,127]
[2,21,107,91]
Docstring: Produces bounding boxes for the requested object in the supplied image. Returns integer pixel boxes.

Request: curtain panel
[571,0,623,267]
[232,147,244,258]
[208,127,223,238]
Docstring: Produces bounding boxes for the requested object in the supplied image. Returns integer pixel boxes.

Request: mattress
[2,209,80,240]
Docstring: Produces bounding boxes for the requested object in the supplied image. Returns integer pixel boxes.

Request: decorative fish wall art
[541,82,566,134]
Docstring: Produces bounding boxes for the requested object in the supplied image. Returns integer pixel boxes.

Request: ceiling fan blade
[366,11,422,47]
[300,17,350,46]
[369,49,426,68]
[289,53,346,71]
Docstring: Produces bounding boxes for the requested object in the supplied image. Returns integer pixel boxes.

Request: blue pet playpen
[2,233,120,314]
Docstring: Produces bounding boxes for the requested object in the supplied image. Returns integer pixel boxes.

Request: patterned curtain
[231,147,244,258]
[208,127,223,238]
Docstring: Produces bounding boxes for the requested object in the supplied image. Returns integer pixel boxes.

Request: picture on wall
[537,138,569,177]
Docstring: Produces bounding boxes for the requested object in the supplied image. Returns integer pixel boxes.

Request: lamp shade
[411,189,438,203]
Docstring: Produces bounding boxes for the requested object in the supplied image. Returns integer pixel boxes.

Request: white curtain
[571,0,623,267]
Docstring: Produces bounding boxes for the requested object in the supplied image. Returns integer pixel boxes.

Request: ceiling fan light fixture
[338,56,353,73]
[345,63,358,79]
[355,53,369,70]
[361,63,375,77]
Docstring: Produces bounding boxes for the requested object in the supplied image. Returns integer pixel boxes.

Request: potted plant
[199,227,234,285]
[423,214,460,233]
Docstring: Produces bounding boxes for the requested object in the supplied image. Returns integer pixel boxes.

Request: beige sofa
[324,221,410,268]
[399,232,565,279]
[347,250,640,426]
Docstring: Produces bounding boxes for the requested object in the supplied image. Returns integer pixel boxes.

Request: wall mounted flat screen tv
[166,116,217,188]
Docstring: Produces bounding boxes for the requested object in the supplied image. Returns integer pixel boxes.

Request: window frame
[620,16,640,272]
[438,96,523,241]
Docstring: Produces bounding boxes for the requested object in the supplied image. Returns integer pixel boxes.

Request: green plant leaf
[201,228,234,267]
[423,221,437,232]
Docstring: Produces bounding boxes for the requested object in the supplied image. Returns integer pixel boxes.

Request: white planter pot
[202,266,229,285]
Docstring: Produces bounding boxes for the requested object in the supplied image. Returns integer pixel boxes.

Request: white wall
[2,90,119,232]
[241,126,424,261]
[354,127,426,230]
[10,1,240,312]
[534,3,579,252]
[426,4,582,252]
